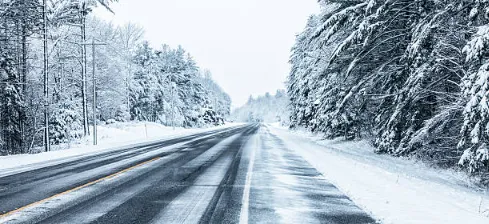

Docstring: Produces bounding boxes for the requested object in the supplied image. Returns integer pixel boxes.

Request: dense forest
[0,0,230,155]
[288,0,489,181]
[231,90,289,124]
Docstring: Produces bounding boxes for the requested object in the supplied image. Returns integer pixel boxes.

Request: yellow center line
[0,157,161,219]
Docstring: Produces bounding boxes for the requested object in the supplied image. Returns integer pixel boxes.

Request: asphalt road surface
[0,124,376,224]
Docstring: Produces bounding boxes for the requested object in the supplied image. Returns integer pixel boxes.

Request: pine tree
[458,2,489,173]
[288,0,489,178]
[129,41,159,121]
[0,0,231,156]
[0,0,43,154]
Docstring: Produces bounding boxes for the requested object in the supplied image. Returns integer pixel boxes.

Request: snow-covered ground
[0,122,244,176]
[268,123,489,224]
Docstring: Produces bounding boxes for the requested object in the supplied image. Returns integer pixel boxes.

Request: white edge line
[239,134,258,224]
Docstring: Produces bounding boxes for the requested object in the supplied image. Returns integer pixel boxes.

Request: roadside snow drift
[268,124,489,224]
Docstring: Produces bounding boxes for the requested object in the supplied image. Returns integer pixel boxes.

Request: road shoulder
[268,124,489,224]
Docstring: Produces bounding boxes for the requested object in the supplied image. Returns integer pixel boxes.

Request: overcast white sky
[95,0,319,107]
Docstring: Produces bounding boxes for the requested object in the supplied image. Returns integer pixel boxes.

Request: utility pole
[42,0,50,152]
[59,38,105,146]
[80,4,89,137]
[86,39,106,146]
[92,39,97,145]
[171,81,175,130]
[165,73,176,130]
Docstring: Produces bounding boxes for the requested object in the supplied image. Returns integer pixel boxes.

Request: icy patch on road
[268,124,489,224]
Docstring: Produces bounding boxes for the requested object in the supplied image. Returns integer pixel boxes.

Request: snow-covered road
[0,124,374,224]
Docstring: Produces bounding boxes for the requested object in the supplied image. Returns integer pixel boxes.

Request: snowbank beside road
[0,122,244,176]
[268,124,489,224]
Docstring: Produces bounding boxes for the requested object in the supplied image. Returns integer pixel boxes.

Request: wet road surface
[0,124,376,224]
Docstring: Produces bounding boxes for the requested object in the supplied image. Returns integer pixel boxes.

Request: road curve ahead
[0,124,376,224]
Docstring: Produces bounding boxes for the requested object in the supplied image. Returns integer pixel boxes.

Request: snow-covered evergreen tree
[288,0,489,179]
[0,1,231,155]
[458,2,489,173]
[129,43,231,128]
